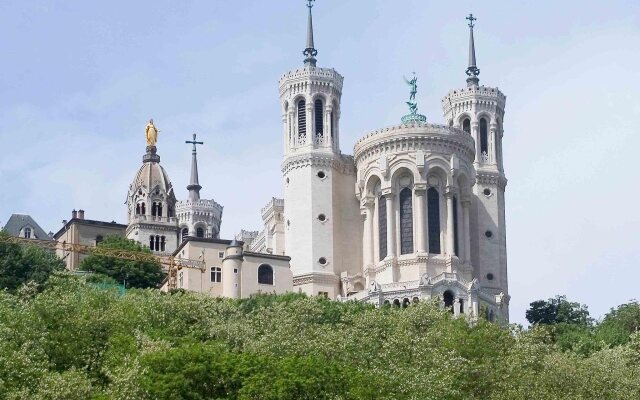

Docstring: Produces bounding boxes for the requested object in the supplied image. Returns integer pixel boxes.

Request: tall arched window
[149,236,155,250]
[378,195,387,260]
[314,99,323,138]
[427,188,441,254]
[196,227,204,238]
[399,187,413,255]
[136,204,141,215]
[480,118,488,156]
[141,202,146,214]
[160,236,166,252]
[181,228,189,242]
[297,99,306,139]
[157,203,163,217]
[462,118,471,133]
[453,195,459,256]
[155,236,160,251]
[330,111,334,139]
[258,264,274,285]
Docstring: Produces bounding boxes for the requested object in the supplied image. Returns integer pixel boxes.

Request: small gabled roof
[2,214,52,240]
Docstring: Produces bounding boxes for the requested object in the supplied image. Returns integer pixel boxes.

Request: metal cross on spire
[466,13,476,28]
[185,133,204,154]
[303,0,318,66]
[185,133,204,201]
[465,13,480,87]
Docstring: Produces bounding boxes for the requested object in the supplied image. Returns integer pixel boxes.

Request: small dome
[130,161,174,195]
[126,146,177,218]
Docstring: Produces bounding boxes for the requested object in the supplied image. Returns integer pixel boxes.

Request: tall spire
[465,14,480,87]
[185,133,204,201]
[303,0,318,67]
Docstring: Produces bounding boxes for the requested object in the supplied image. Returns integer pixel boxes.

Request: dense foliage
[526,295,591,326]
[0,273,638,399]
[79,236,164,289]
[0,232,64,292]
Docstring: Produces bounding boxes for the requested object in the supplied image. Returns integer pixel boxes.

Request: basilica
[32,4,511,321]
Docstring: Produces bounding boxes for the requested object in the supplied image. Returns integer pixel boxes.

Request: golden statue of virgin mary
[145,119,159,146]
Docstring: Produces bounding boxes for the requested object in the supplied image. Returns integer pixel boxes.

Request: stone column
[444,187,456,256]
[382,190,395,259]
[471,121,480,166]
[414,185,427,253]
[306,103,313,146]
[490,122,498,165]
[454,298,461,317]
[462,197,472,264]
[362,197,375,272]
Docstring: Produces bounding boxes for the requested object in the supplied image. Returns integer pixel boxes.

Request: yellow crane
[0,235,206,290]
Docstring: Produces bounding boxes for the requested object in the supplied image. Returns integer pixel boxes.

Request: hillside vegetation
[0,272,639,400]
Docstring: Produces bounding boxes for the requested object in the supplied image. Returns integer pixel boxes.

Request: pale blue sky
[1,0,639,325]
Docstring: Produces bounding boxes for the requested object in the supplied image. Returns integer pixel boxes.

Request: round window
[318,257,327,265]
[486,273,494,281]
[318,214,327,222]
[483,188,491,196]
[485,230,493,239]
[317,171,326,179]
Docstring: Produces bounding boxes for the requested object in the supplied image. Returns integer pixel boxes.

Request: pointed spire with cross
[303,0,318,67]
[185,133,204,201]
[465,13,480,87]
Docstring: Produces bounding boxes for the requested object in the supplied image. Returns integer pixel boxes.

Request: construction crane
[0,235,206,290]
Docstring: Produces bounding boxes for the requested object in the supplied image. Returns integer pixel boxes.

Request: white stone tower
[176,134,223,242]
[126,126,180,254]
[280,0,362,298]
[442,15,509,317]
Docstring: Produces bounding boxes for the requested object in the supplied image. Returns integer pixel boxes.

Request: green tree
[0,231,64,292]
[526,295,592,326]
[596,301,640,346]
[79,235,164,289]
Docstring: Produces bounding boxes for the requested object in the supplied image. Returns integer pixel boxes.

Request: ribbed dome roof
[127,146,176,201]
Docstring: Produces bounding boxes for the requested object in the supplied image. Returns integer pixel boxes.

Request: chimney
[78,209,85,219]
[72,209,77,219]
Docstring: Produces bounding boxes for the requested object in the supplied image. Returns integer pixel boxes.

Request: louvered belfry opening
[297,99,306,139]
[314,99,323,138]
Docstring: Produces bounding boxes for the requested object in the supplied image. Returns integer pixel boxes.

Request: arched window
[330,111,334,139]
[151,202,157,217]
[443,290,454,313]
[462,118,471,133]
[480,118,488,156]
[24,227,31,239]
[399,187,413,255]
[453,195,459,256]
[210,267,222,283]
[160,236,166,252]
[427,188,441,254]
[136,204,141,215]
[378,195,387,260]
[258,264,274,285]
[196,227,204,238]
[314,99,324,138]
[157,203,163,217]
[155,235,160,251]
[141,202,146,214]
[149,236,155,250]
[181,228,189,242]
[297,99,306,139]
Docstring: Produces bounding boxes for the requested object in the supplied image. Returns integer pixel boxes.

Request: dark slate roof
[2,214,52,240]
[52,218,127,240]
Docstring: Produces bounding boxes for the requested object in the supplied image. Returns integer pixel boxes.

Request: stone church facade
[36,4,510,321]
[242,6,510,321]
